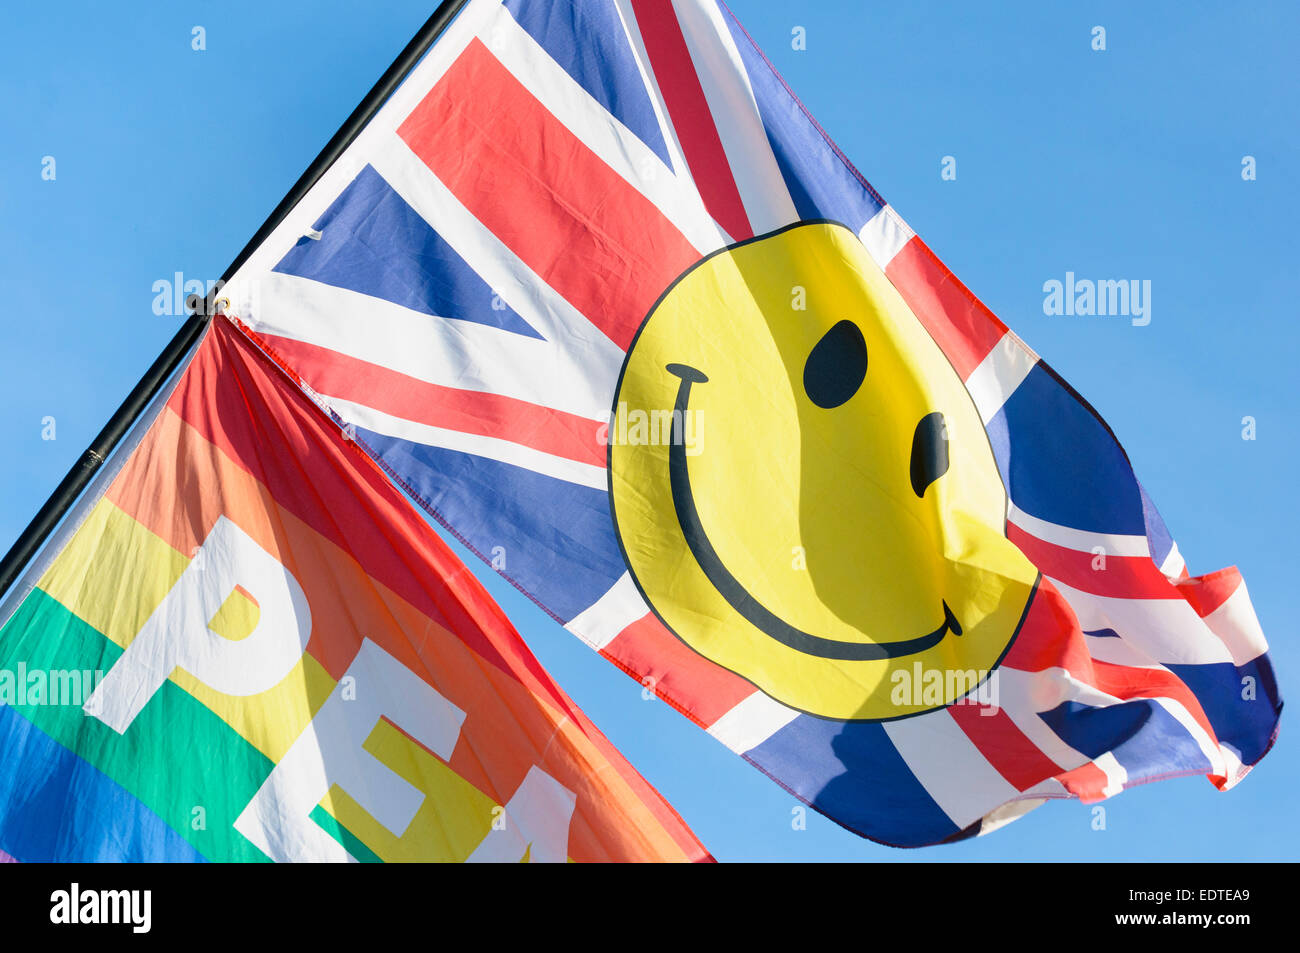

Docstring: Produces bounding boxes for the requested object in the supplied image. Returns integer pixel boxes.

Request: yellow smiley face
[608,221,1039,721]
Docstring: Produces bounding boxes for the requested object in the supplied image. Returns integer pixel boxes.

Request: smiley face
[608,221,1039,721]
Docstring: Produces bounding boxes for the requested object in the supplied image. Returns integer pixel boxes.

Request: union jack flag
[217,0,1281,846]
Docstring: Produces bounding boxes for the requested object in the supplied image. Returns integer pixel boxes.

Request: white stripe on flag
[1094,752,1127,798]
[1153,697,1229,781]
[1159,541,1186,579]
[1019,777,1070,799]
[489,3,729,256]
[1002,662,1130,799]
[1218,744,1249,790]
[220,0,499,284]
[707,692,800,754]
[372,135,627,411]
[1202,580,1269,666]
[564,573,649,649]
[1009,501,1150,558]
[859,206,915,269]
[242,269,616,424]
[999,664,1231,789]
[977,796,1048,837]
[883,708,1022,829]
[964,331,1039,424]
[609,0,705,195]
[1082,631,1164,669]
[1047,578,1235,666]
[325,395,608,491]
[993,668,1091,773]
[671,0,798,234]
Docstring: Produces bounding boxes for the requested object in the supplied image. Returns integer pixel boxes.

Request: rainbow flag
[0,317,709,862]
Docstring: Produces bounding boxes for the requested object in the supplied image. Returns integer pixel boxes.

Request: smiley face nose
[910,412,950,497]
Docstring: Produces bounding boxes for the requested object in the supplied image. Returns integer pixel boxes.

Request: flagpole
[0,0,471,601]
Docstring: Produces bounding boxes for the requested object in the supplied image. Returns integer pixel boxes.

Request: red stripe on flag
[1008,522,1177,601]
[1002,579,1092,674]
[1000,581,1220,742]
[600,613,758,727]
[1055,761,1112,802]
[1090,660,1220,745]
[886,237,1009,381]
[630,0,752,241]
[399,39,699,352]
[949,703,1065,792]
[1175,566,1242,618]
[257,333,607,468]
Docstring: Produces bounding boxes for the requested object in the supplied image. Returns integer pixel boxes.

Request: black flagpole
[0,0,471,600]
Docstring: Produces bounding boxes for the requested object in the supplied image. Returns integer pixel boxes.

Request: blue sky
[0,0,1295,860]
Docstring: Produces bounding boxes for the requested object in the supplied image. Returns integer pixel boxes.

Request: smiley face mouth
[663,362,962,662]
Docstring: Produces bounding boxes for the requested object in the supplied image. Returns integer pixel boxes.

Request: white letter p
[86,516,311,733]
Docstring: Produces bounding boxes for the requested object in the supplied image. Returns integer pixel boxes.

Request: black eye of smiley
[803,320,868,409]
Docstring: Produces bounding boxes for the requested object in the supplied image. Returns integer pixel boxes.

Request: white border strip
[859,205,915,270]
[564,572,649,649]
[965,331,1039,424]
[707,691,800,754]
[325,395,608,491]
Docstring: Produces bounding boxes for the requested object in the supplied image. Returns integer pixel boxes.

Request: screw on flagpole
[0,0,471,602]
